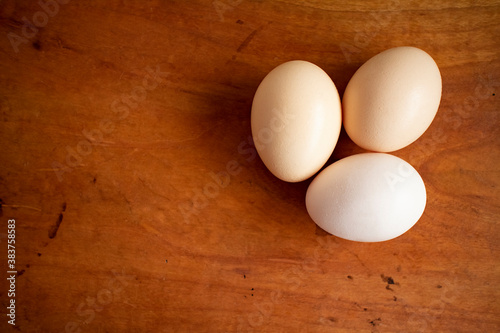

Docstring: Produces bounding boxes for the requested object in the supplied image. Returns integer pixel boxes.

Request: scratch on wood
[237,28,260,53]
[48,213,64,239]
[140,222,162,237]
[48,202,67,239]
[0,204,41,212]
[344,247,369,271]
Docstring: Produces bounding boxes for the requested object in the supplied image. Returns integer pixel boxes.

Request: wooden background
[0,0,499,332]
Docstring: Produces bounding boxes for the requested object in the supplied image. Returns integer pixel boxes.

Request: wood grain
[0,0,499,332]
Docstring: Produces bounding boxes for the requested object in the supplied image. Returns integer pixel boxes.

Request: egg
[343,46,442,152]
[251,60,342,182]
[305,153,426,242]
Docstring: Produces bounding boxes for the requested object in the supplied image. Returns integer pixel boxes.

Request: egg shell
[251,60,342,182]
[343,46,442,152]
[305,153,426,242]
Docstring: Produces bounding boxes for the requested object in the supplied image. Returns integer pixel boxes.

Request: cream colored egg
[343,46,442,152]
[305,153,426,242]
[251,61,342,182]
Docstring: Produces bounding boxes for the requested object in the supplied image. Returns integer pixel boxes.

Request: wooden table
[1,1,499,332]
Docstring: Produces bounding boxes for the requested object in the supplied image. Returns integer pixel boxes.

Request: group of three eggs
[250,46,442,242]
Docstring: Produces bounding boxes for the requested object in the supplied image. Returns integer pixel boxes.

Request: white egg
[305,153,426,242]
[251,60,342,182]
[343,46,442,152]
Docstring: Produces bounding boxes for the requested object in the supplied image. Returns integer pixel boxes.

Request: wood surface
[0,0,499,332]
